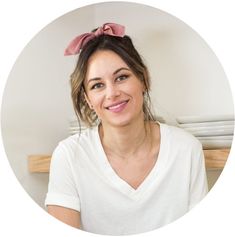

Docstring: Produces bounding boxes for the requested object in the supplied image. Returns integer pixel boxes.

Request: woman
[45,23,208,235]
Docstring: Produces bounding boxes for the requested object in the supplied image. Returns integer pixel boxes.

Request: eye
[90,83,104,90]
[116,74,129,82]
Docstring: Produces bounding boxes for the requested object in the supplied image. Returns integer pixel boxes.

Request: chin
[110,120,132,128]
[105,113,142,128]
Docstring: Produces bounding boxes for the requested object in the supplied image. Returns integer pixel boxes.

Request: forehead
[86,50,129,78]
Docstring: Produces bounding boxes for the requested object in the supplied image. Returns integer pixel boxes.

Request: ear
[140,77,147,93]
[142,84,147,95]
[84,92,93,109]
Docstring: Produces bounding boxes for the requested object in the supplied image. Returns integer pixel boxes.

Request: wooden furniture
[203,149,230,169]
[28,149,230,173]
[28,155,51,173]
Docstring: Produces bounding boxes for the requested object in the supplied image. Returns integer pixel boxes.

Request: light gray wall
[1,2,233,209]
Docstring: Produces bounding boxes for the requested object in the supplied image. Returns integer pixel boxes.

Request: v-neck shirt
[45,122,208,235]
[95,123,167,199]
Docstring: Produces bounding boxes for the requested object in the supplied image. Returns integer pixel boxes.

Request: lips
[105,100,129,112]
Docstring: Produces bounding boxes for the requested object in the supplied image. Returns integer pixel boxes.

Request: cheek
[130,85,144,102]
[127,78,145,94]
[88,93,104,110]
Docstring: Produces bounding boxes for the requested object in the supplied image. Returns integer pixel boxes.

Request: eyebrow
[87,67,131,85]
[113,67,130,75]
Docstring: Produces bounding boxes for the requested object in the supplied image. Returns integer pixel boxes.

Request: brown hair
[70,33,156,127]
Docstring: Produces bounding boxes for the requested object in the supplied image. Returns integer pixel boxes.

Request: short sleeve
[45,143,81,212]
[189,141,208,210]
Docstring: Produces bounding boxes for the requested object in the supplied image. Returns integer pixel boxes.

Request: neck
[99,117,151,159]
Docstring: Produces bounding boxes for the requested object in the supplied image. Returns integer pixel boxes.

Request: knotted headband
[64,23,125,56]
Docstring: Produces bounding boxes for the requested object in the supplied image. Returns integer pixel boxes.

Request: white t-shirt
[45,122,208,235]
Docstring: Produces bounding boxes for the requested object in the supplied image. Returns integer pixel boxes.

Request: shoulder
[160,122,202,150]
[53,126,98,158]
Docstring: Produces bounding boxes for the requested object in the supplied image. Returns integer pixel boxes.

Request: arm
[189,142,208,210]
[47,205,81,229]
[45,144,82,227]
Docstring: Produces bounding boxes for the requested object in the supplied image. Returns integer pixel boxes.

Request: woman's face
[84,50,145,127]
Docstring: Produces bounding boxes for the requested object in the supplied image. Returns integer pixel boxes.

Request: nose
[105,83,121,100]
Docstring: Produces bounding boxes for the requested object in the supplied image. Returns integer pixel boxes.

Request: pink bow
[64,23,125,55]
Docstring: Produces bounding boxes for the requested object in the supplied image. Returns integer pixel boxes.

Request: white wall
[1,2,233,209]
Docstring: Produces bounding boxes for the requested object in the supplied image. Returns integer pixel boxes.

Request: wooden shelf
[28,155,51,173]
[28,149,230,173]
[204,149,230,169]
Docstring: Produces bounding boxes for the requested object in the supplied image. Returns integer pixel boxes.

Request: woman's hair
[70,33,156,127]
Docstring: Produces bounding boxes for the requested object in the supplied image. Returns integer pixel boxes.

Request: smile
[105,100,129,113]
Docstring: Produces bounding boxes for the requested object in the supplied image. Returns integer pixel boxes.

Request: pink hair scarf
[64,23,125,55]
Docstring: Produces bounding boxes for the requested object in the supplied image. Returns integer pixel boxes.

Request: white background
[1,1,232,211]
[0,0,235,236]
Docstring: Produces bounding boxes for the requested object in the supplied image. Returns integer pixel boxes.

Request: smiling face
[84,50,145,127]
